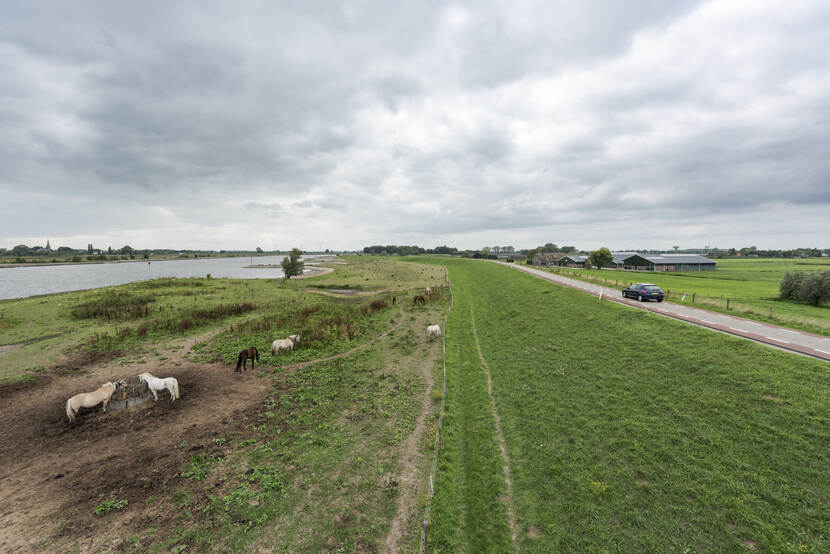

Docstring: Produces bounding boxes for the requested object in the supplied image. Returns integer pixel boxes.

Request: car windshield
[642,285,661,291]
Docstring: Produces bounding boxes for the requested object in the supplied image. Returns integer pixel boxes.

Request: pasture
[0,258,448,551]
[546,257,830,335]
[423,258,830,552]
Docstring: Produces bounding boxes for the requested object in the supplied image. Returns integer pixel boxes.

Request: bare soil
[0,341,271,553]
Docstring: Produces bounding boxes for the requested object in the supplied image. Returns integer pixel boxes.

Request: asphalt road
[502,262,830,363]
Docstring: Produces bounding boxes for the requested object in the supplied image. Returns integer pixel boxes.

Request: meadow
[423,258,830,552]
[0,258,448,552]
[543,258,830,335]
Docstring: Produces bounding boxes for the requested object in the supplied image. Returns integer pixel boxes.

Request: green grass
[425,258,830,552]
[540,257,830,335]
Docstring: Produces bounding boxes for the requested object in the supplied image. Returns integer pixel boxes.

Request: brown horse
[236,346,259,372]
[413,295,426,305]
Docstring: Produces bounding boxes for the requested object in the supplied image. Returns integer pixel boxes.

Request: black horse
[235,346,260,372]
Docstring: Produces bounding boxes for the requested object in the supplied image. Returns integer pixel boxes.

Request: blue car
[622,283,664,302]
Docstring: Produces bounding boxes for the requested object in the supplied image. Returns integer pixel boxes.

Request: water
[0,255,322,300]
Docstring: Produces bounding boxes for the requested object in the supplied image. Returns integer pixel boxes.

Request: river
[0,255,326,300]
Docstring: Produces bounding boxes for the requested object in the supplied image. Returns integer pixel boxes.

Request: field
[542,258,830,336]
[422,258,830,552]
[0,258,448,551]
[3,254,829,551]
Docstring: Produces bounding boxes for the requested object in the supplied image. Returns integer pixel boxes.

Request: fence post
[726,298,730,310]
[769,307,772,318]
[692,293,695,303]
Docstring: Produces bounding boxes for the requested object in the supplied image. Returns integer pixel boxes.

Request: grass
[423,258,830,552]
[539,257,830,335]
[92,494,129,515]
[4,257,446,551]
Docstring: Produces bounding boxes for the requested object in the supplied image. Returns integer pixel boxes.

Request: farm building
[532,252,566,266]
[610,252,640,268]
[556,255,588,268]
[622,254,717,272]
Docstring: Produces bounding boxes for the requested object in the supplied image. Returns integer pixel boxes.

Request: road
[502,262,830,362]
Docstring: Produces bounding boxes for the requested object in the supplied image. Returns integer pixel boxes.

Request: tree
[589,247,613,269]
[541,242,559,252]
[561,245,577,253]
[256,247,263,253]
[526,247,541,264]
[281,248,304,279]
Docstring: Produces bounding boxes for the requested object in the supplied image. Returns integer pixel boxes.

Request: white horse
[427,324,441,339]
[426,286,432,296]
[66,381,123,423]
[271,334,300,355]
[139,372,180,402]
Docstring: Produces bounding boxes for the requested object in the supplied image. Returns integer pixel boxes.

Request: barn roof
[628,254,717,265]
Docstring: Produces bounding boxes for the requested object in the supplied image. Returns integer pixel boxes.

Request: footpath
[500,262,830,363]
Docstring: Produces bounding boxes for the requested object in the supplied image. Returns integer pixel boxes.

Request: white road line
[779,329,800,335]
[730,327,749,333]
[766,337,790,344]
[817,349,830,355]
[701,320,716,325]
[744,322,761,326]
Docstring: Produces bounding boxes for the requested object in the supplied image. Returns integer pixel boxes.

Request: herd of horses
[66,286,443,424]
[65,372,179,423]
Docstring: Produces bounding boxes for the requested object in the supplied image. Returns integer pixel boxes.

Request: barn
[622,254,717,272]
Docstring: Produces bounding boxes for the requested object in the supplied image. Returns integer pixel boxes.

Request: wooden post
[726,298,730,310]
[692,293,696,303]
[769,307,772,318]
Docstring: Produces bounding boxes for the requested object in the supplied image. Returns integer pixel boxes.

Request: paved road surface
[502,262,830,362]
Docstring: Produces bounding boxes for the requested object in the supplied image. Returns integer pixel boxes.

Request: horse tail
[66,398,74,422]
[173,379,180,399]
[255,348,260,362]
[236,352,243,372]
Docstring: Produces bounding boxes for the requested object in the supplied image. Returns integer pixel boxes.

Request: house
[532,252,567,266]
[621,254,717,272]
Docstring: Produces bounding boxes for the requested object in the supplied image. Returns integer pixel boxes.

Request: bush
[780,270,830,306]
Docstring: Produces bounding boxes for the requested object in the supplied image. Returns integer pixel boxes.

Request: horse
[427,324,441,339]
[413,295,426,305]
[66,380,123,423]
[139,372,180,402]
[271,334,300,355]
[426,286,432,296]
[392,295,397,305]
[236,346,259,372]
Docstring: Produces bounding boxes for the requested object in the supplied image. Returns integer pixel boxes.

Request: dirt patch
[0,343,24,356]
[0,342,271,552]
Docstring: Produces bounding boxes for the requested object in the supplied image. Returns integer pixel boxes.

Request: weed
[92,494,128,515]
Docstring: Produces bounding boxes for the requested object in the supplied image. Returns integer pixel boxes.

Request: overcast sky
[1,1,828,252]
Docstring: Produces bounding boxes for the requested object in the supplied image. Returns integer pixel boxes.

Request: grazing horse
[427,324,441,338]
[236,346,259,372]
[66,381,123,423]
[392,295,397,305]
[139,372,180,402]
[271,334,300,355]
[413,295,426,305]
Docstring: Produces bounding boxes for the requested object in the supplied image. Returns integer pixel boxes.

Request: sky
[1,0,829,252]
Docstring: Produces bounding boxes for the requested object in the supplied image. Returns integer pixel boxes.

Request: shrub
[780,270,830,306]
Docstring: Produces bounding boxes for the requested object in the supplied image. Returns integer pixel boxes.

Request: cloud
[1,0,829,251]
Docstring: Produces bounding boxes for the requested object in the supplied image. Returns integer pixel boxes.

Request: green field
[425,258,830,552]
[542,258,830,336]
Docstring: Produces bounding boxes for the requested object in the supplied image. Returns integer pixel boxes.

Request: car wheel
[638,293,643,301]
[657,298,663,302]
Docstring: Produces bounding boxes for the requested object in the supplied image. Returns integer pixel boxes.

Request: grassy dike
[425,258,830,552]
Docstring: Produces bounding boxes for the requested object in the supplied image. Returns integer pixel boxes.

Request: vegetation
[780,270,830,306]
[92,494,129,515]
[422,258,830,552]
[280,248,304,279]
[588,246,613,268]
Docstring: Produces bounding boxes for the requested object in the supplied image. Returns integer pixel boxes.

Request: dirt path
[469,304,520,552]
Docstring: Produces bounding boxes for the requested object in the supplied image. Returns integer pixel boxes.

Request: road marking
[701,320,716,325]
[730,327,749,333]
[779,329,800,335]
[817,349,830,355]
[766,337,790,344]
[744,322,761,326]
